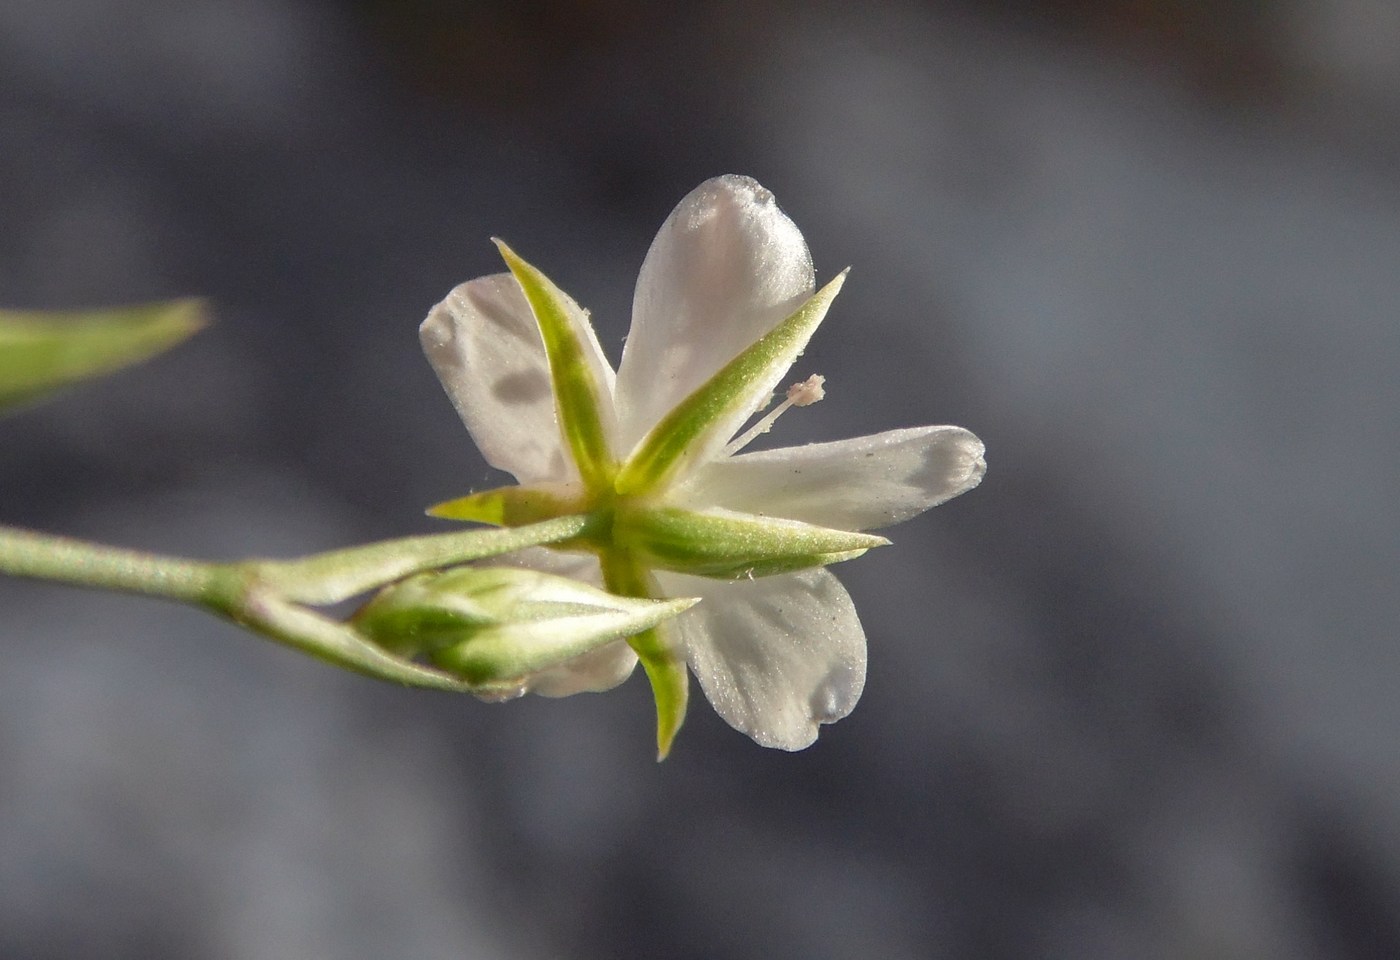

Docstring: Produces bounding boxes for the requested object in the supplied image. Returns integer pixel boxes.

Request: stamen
[723,374,826,456]
[785,373,826,407]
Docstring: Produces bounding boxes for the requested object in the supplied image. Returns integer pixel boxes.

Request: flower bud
[353,565,697,695]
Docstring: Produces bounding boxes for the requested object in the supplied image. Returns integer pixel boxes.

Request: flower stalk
[0,514,643,691]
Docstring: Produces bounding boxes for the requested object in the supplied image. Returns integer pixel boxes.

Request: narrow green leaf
[255,514,596,606]
[494,241,615,489]
[615,271,847,497]
[0,299,206,413]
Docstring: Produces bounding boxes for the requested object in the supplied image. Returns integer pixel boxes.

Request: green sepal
[615,271,847,496]
[427,484,585,527]
[353,565,697,697]
[619,505,887,579]
[494,240,615,489]
[601,551,689,759]
[634,632,689,761]
[0,299,205,414]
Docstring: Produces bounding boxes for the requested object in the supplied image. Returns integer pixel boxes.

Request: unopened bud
[353,565,697,694]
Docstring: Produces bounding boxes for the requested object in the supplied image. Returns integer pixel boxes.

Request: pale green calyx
[354,565,698,698]
[421,174,987,755]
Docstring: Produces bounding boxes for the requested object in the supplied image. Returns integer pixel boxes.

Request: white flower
[420,175,985,754]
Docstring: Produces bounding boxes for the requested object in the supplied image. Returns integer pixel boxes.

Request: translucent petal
[487,547,639,697]
[657,568,866,750]
[521,637,641,699]
[683,426,986,531]
[422,274,575,484]
[614,275,845,497]
[614,175,815,452]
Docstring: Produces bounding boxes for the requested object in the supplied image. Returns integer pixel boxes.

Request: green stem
[0,515,599,691]
[0,525,219,603]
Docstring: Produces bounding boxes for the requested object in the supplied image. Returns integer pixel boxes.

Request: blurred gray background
[4,1,1400,957]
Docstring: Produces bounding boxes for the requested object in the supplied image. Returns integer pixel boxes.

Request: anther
[723,375,826,456]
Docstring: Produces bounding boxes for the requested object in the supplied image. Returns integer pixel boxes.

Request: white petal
[525,639,639,698]
[684,426,986,531]
[421,273,615,485]
[487,547,638,697]
[614,176,816,452]
[657,568,866,750]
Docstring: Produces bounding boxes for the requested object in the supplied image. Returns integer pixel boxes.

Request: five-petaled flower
[420,175,985,756]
